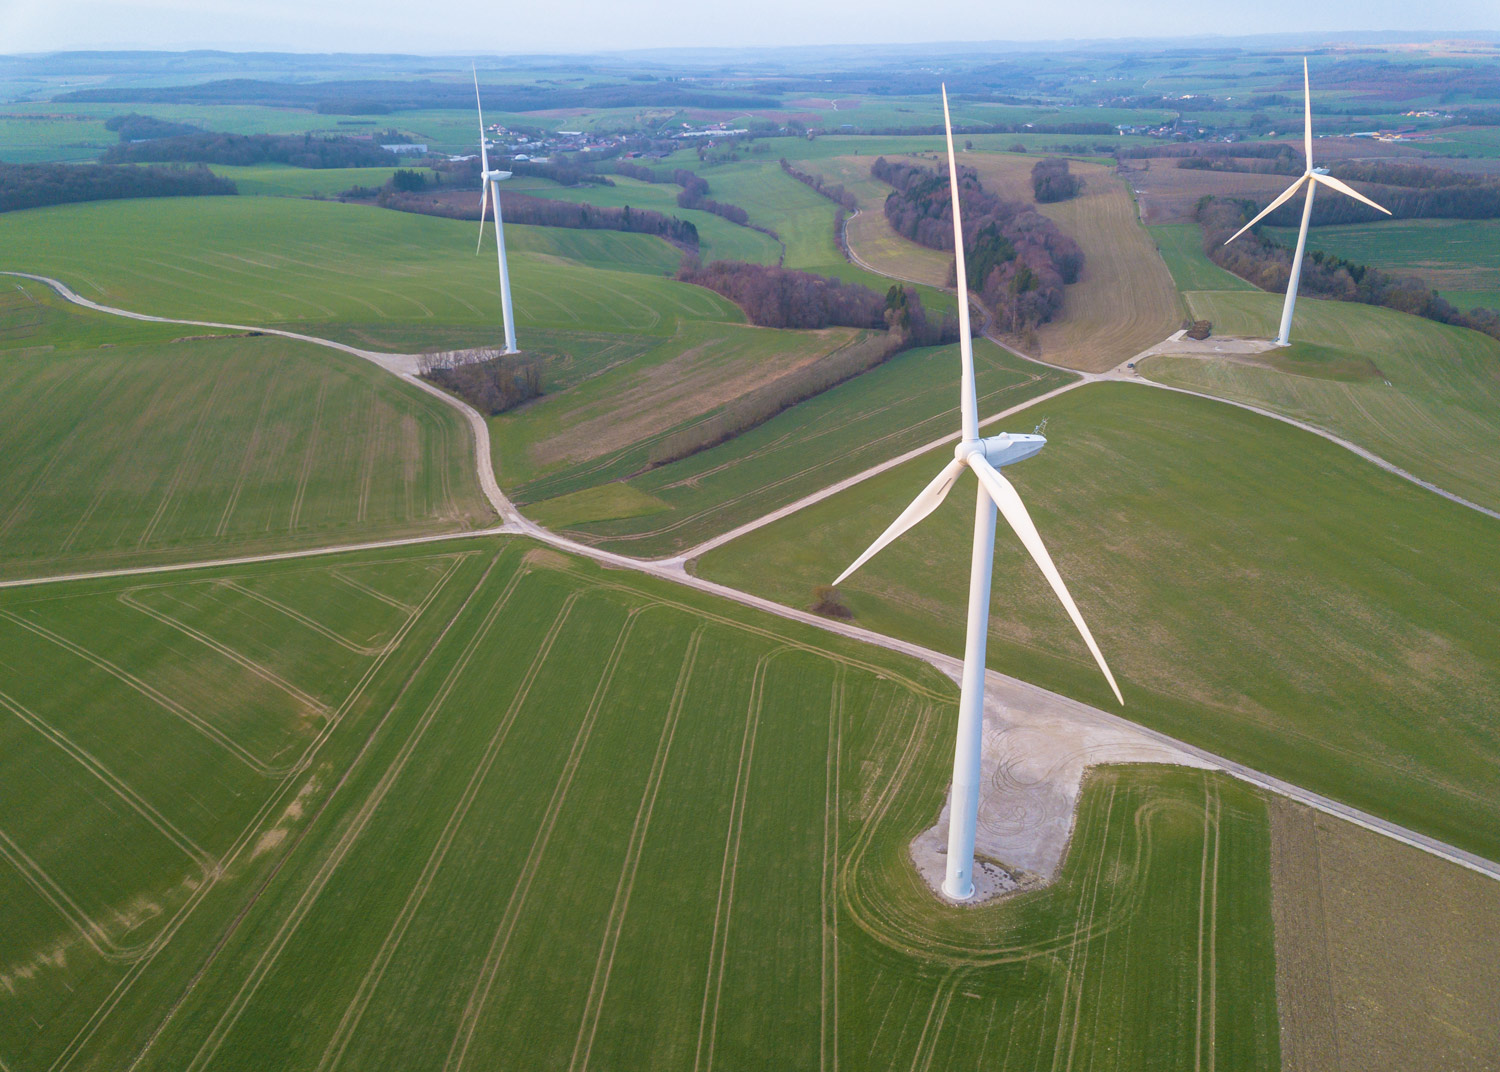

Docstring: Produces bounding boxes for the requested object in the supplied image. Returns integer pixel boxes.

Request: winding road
[5,268,1498,886]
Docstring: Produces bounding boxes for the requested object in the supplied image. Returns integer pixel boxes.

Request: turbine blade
[1303,57,1313,168]
[473,65,490,175]
[940,85,979,442]
[1224,176,1308,244]
[833,459,966,586]
[476,182,490,254]
[967,455,1124,705]
[1313,172,1392,216]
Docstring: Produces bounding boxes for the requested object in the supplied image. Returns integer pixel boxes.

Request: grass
[1265,217,1500,311]
[523,482,668,528]
[1268,796,1500,1070]
[516,175,783,266]
[0,281,491,578]
[697,382,1500,864]
[0,196,741,347]
[1145,289,1500,511]
[798,154,953,287]
[517,337,1076,556]
[1149,223,1259,293]
[0,536,1278,1070]
[207,165,441,198]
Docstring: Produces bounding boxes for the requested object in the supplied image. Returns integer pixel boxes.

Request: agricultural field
[696,382,1500,863]
[1148,290,1500,511]
[0,196,740,349]
[804,154,953,286]
[512,337,1075,556]
[207,164,441,198]
[1268,797,1500,1071]
[0,278,492,578]
[1123,164,1292,225]
[1149,223,1259,293]
[0,536,1280,1071]
[1264,217,1500,313]
[514,175,783,266]
[961,152,1182,371]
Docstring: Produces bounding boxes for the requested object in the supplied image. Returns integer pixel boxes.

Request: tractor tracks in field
[4,270,1499,905]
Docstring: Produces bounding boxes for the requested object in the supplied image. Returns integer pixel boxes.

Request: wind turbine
[1225,58,1391,347]
[832,87,1122,903]
[473,66,518,354]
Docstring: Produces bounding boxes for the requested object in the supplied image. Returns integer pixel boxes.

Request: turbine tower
[473,66,518,354]
[832,86,1123,903]
[1225,58,1391,347]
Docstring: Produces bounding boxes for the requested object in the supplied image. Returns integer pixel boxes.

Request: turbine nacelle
[480,169,512,184]
[955,432,1046,469]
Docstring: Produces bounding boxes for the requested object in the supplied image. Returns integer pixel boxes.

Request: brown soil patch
[528,327,858,469]
[1124,164,1292,225]
[1268,796,1500,1071]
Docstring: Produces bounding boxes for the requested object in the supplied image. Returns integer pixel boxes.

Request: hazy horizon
[4,0,1499,57]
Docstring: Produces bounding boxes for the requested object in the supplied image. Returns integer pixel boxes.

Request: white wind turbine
[833,86,1122,903]
[473,66,519,354]
[1225,58,1391,347]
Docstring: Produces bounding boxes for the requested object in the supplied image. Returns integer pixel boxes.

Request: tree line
[872,156,1083,333]
[647,282,959,467]
[366,184,701,248]
[678,260,887,330]
[103,112,203,142]
[1197,197,1500,341]
[0,162,235,214]
[613,161,766,229]
[102,131,400,169]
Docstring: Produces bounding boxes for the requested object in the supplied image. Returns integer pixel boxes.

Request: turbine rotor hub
[956,432,1047,468]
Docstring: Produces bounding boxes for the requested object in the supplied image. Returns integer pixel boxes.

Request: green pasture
[1157,290,1500,510]
[207,165,441,198]
[0,196,739,347]
[0,537,1277,1070]
[516,337,1075,555]
[0,280,491,578]
[1265,218,1500,312]
[518,175,782,265]
[1149,223,1259,293]
[698,382,1500,863]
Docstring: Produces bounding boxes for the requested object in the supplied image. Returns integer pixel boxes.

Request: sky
[2,0,1498,55]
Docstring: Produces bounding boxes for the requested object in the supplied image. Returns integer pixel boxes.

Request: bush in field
[419,349,542,415]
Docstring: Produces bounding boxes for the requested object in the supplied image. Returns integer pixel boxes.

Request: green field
[1264,218,1500,313]
[1153,290,1500,511]
[698,382,1500,863]
[207,165,441,198]
[0,196,740,348]
[1150,223,1259,293]
[520,175,783,266]
[0,279,491,578]
[0,536,1278,1070]
[514,337,1075,555]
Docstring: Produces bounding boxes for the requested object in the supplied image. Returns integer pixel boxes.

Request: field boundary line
[569,627,704,1072]
[55,553,471,1072]
[692,649,780,1072]
[0,688,212,871]
[821,669,844,1072]
[0,609,276,775]
[331,568,416,612]
[217,580,385,656]
[0,826,135,964]
[104,553,474,1072]
[445,607,646,1072]
[288,381,328,532]
[317,584,583,1072]
[176,557,520,1072]
[119,590,331,715]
